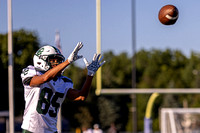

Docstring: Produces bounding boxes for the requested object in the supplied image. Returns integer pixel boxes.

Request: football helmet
[33,45,65,71]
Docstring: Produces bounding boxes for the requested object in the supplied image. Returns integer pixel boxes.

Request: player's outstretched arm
[29,42,83,87]
[67,53,106,101]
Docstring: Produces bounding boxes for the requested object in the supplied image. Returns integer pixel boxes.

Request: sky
[1,0,200,67]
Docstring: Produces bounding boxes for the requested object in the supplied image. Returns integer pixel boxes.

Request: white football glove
[68,42,83,63]
[83,53,106,76]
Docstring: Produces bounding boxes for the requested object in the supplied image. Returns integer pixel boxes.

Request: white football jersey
[21,65,73,133]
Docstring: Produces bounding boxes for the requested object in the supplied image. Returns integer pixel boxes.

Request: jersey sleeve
[21,65,37,85]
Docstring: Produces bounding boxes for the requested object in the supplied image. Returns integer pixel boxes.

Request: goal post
[100,88,200,95]
[160,108,200,133]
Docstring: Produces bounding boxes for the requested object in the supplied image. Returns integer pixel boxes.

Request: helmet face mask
[47,54,65,68]
[33,45,65,71]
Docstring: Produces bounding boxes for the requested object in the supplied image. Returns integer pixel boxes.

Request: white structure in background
[161,108,200,133]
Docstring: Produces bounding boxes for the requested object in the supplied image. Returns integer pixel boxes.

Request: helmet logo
[35,48,44,56]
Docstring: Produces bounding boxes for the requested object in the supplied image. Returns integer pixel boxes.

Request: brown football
[158,5,179,25]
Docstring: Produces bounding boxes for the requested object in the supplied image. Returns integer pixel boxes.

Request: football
[158,4,179,25]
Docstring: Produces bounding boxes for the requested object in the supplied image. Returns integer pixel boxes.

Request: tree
[102,51,132,88]
[101,51,132,131]
[97,97,119,129]
[0,29,40,115]
[74,106,93,128]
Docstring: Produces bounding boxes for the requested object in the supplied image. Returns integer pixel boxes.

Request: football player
[21,42,105,133]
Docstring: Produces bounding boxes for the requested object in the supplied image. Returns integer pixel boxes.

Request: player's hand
[83,53,106,76]
[68,42,83,63]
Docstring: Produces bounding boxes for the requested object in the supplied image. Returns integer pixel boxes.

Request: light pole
[131,0,137,132]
